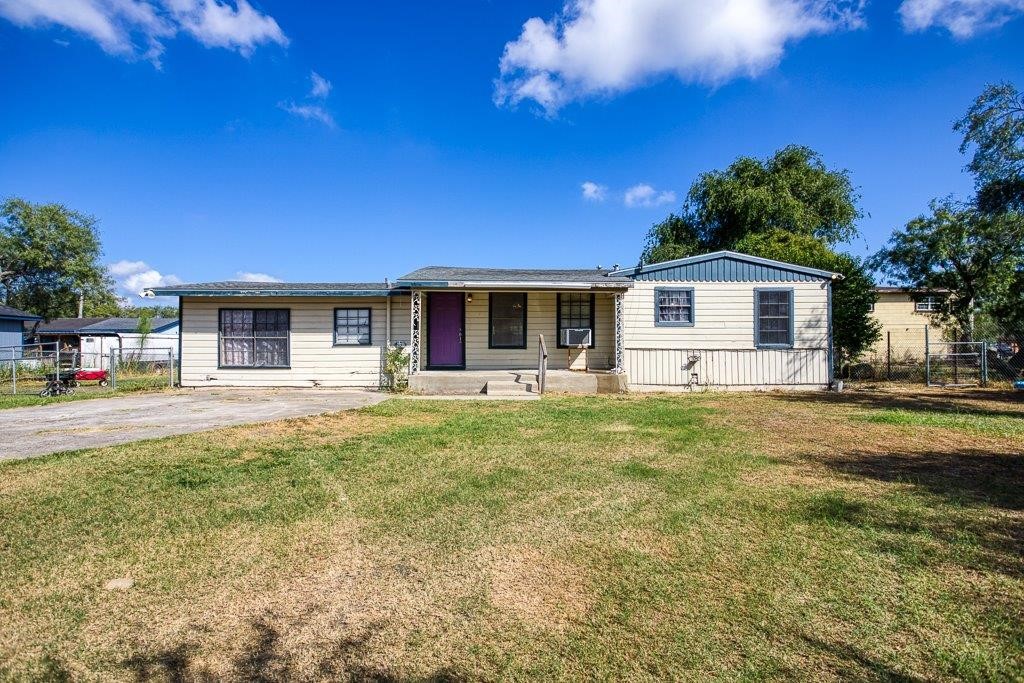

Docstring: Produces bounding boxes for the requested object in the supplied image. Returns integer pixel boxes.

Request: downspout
[385,290,392,347]
[177,296,183,387]
[826,279,835,388]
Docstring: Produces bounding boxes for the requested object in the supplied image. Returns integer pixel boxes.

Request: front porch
[394,266,633,395]
[408,368,628,395]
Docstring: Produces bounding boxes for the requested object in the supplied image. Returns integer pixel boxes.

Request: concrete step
[485,380,534,395]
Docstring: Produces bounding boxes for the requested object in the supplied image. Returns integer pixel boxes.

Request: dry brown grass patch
[479,544,593,630]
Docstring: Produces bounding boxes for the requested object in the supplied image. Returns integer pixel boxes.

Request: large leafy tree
[874,198,1023,332]
[955,82,1024,215]
[0,197,117,319]
[641,145,861,261]
[877,83,1024,347]
[641,146,878,367]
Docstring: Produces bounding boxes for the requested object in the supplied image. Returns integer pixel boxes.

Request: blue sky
[1,1,1023,303]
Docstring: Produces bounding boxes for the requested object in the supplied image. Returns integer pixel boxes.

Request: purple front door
[428,292,464,368]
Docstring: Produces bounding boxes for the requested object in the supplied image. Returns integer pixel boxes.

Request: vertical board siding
[625,348,828,386]
[0,319,25,358]
[632,256,820,282]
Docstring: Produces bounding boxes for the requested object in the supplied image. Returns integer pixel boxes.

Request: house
[0,305,41,359]
[30,317,180,369]
[867,287,945,358]
[147,251,840,393]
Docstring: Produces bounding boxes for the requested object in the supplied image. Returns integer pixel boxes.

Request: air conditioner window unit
[561,328,592,347]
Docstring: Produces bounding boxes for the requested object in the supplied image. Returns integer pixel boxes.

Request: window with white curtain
[754,290,793,348]
[334,308,372,345]
[219,309,290,368]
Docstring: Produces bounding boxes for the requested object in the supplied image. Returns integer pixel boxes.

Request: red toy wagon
[74,369,109,386]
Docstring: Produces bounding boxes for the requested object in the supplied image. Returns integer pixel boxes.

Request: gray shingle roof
[147,281,393,296]
[35,317,108,334]
[396,266,632,285]
[0,304,41,320]
[82,317,179,334]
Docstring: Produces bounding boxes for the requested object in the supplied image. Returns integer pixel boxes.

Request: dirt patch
[479,545,592,630]
[97,521,473,681]
[601,422,635,433]
[209,410,445,451]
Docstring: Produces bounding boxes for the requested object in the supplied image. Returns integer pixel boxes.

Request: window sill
[654,321,695,328]
[754,344,794,350]
[217,365,292,370]
[333,342,372,347]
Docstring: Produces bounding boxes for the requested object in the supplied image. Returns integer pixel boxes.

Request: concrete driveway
[0,389,389,460]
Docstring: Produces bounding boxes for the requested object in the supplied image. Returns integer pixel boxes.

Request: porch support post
[410,290,422,375]
[613,291,625,374]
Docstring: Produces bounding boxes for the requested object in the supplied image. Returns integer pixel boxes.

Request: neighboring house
[31,317,180,369]
[867,287,945,357]
[0,305,41,359]
[147,251,840,393]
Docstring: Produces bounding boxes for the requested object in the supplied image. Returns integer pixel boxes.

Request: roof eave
[609,250,841,281]
[145,288,398,297]
[394,280,633,289]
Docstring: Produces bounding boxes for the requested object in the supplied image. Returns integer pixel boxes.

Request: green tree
[0,197,117,319]
[135,308,154,347]
[642,145,861,262]
[640,213,701,265]
[735,230,879,366]
[955,82,1024,214]
[873,198,1023,333]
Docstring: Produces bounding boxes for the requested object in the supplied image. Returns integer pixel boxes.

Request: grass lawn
[0,375,171,410]
[1,389,1022,680]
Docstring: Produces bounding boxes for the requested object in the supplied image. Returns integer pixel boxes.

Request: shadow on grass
[820,449,1024,511]
[774,389,1024,421]
[798,634,922,682]
[121,618,466,682]
[808,448,1024,578]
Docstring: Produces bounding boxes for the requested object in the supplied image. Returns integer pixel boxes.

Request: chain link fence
[1,344,178,396]
[849,323,1023,388]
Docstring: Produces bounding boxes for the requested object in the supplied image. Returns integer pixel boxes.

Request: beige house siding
[416,291,615,371]
[867,292,938,357]
[622,279,830,388]
[180,296,409,388]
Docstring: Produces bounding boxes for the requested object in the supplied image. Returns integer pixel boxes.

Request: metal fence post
[924,325,930,387]
[110,350,117,391]
[168,348,174,388]
[11,356,15,395]
[982,342,989,387]
[886,331,892,381]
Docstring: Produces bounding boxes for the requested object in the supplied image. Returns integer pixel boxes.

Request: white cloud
[581,181,607,202]
[279,101,334,127]
[309,70,331,98]
[108,259,182,300]
[624,183,676,208]
[0,0,287,65]
[899,0,1024,37]
[234,271,281,282]
[495,0,865,114]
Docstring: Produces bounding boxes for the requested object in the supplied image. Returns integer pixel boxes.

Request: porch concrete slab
[0,388,387,461]
[409,369,627,395]
[403,394,540,401]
